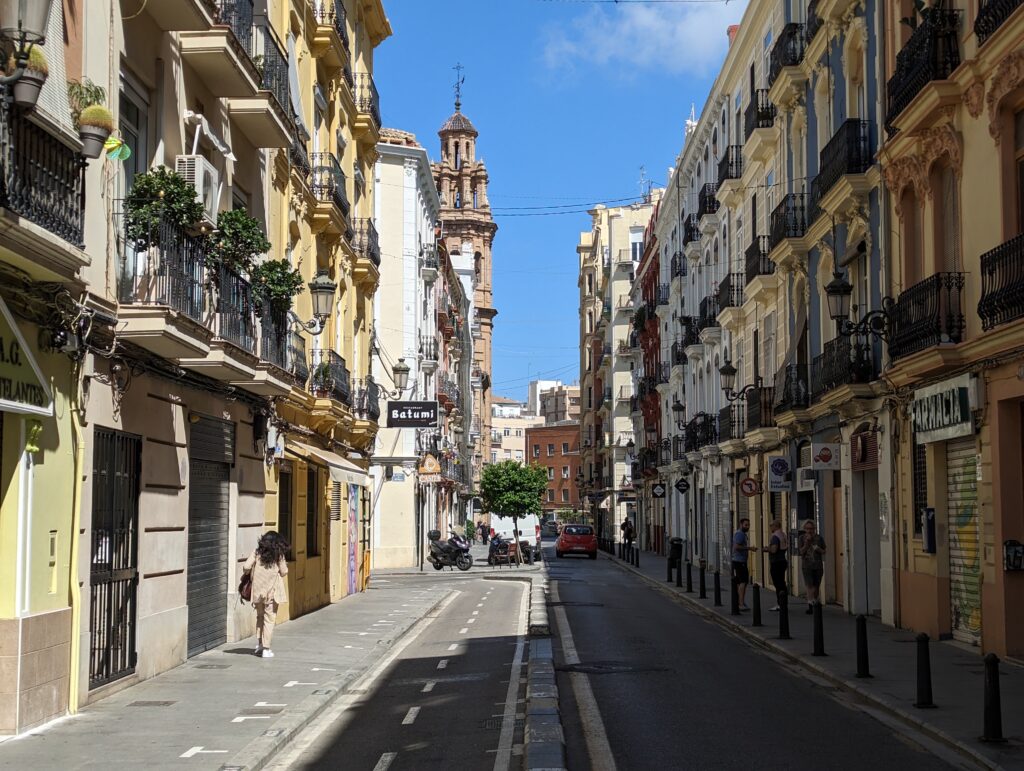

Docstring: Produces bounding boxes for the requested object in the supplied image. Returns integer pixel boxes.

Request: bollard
[913,633,936,708]
[752,584,763,627]
[667,556,673,582]
[676,558,683,588]
[812,602,826,656]
[685,561,693,593]
[618,542,623,559]
[730,571,739,616]
[698,566,707,599]
[713,571,722,607]
[634,547,640,568]
[778,592,791,640]
[855,615,871,678]
[980,653,1006,743]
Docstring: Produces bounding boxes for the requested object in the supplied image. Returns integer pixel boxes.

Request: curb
[218,590,456,771]
[524,637,566,771]
[605,554,999,771]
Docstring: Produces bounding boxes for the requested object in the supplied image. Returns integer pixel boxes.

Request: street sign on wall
[387,401,439,428]
[740,478,760,497]
[652,483,667,499]
[674,478,690,495]
[767,455,792,492]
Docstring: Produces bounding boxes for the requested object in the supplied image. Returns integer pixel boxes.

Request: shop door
[832,485,845,606]
[947,437,981,645]
[89,428,141,689]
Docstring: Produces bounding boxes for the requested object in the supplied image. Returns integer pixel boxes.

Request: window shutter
[36,6,75,135]
[851,431,879,471]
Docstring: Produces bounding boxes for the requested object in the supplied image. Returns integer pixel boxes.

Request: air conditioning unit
[796,467,816,492]
[175,154,220,226]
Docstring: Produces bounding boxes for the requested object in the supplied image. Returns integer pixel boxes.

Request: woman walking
[242,531,289,658]
[765,519,789,611]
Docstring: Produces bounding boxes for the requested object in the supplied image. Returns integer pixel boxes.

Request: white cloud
[543,1,750,77]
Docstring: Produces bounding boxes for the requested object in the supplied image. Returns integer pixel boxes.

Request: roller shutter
[190,414,235,464]
[946,437,981,646]
[187,458,230,657]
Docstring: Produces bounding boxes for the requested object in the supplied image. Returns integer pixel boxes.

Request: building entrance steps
[606,550,1023,770]
[0,580,453,770]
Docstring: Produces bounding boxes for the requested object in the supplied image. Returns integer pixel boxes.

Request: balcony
[718,404,746,443]
[744,236,775,287]
[745,386,776,432]
[353,378,381,423]
[354,72,382,134]
[717,146,743,206]
[615,248,634,268]
[811,335,877,401]
[889,272,965,361]
[885,9,961,134]
[288,331,309,386]
[311,0,351,70]
[117,213,211,359]
[228,24,292,148]
[142,0,215,30]
[671,252,688,279]
[1,107,86,250]
[289,136,311,183]
[697,183,720,229]
[976,0,1024,46]
[656,284,670,307]
[310,152,350,236]
[179,0,261,97]
[353,217,381,282]
[773,364,810,416]
[616,294,633,313]
[659,439,673,467]
[697,295,720,334]
[682,213,702,255]
[806,0,824,44]
[979,233,1024,331]
[310,349,352,406]
[768,23,807,104]
[673,435,687,461]
[617,386,633,403]
[251,310,301,395]
[810,120,873,220]
[717,273,744,311]
[656,362,671,386]
[769,193,808,253]
[180,265,260,383]
[684,413,718,453]
[216,265,257,353]
[670,341,688,368]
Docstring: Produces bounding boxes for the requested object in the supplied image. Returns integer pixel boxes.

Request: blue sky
[374,0,749,401]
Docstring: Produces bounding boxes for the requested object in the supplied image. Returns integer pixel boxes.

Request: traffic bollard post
[713,571,722,607]
[698,566,707,599]
[667,556,673,582]
[685,561,693,593]
[778,592,791,640]
[676,558,683,588]
[980,653,1006,743]
[855,615,871,677]
[752,584,763,627]
[812,602,826,656]
[914,633,936,708]
[730,571,739,616]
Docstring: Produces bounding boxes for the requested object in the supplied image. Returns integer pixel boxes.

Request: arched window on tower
[473,187,478,208]
[454,142,461,168]
[455,190,461,208]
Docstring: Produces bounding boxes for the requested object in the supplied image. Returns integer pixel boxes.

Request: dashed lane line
[402,707,420,725]
[373,752,397,770]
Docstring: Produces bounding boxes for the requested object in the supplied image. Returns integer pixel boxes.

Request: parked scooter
[427,529,473,571]
[487,533,533,565]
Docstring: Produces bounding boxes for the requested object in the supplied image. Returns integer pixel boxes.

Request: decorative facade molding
[882,154,929,213]
[964,81,985,119]
[917,123,963,181]
[986,49,1024,144]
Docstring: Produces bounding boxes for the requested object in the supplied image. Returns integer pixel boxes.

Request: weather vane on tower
[453,62,465,111]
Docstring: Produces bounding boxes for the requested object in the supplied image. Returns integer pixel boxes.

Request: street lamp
[719,357,762,402]
[0,0,57,108]
[290,270,336,335]
[825,268,895,341]
[392,358,410,391]
[671,398,686,430]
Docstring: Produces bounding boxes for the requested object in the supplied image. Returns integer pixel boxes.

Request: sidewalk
[0,579,452,771]
[608,549,1023,770]
[372,542,544,576]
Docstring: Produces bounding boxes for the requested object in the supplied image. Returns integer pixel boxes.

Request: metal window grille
[912,438,927,534]
[307,466,320,557]
[279,466,294,559]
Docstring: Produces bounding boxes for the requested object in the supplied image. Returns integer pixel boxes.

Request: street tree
[480,461,548,564]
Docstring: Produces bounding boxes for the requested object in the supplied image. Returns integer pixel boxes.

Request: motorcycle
[427,529,473,571]
[487,533,533,565]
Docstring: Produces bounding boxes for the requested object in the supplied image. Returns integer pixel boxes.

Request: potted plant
[11,45,48,109]
[210,208,271,277]
[250,259,305,317]
[124,166,206,249]
[78,104,115,159]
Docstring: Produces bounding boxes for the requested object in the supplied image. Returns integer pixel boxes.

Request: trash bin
[669,537,684,564]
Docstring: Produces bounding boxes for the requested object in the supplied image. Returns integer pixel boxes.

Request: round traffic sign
[740,478,760,497]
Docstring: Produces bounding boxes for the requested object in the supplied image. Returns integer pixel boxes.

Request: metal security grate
[912,437,927,534]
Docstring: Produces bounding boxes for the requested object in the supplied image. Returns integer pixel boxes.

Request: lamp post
[824,268,896,341]
[719,357,762,402]
[289,270,336,336]
[0,0,56,82]
[671,398,686,430]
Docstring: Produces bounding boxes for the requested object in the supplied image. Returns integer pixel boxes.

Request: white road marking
[283,681,317,688]
[402,707,420,725]
[343,645,363,650]
[477,603,484,607]
[468,618,476,624]
[459,627,469,634]
[311,667,336,672]
[551,586,617,771]
[422,681,436,693]
[437,659,449,670]
[180,747,227,758]
[472,610,480,615]
[448,644,459,651]
[492,584,529,771]
[373,752,397,770]
[255,701,286,707]
[231,715,270,723]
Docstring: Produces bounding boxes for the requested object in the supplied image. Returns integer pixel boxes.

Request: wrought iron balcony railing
[673,434,687,461]
[811,120,873,208]
[260,308,289,370]
[671,341,688,366]
[290,136,311,181]
[807,0,824,42]
[671,252,688,278]
[354,217,381,266]
[811,335,876,399]
[746,386,776,431]
[889,272,966,360]
[744,88,776,141]
[684,412,718,452]
[718,273,744,310]
[679,316,700,348]
[288,330,309,385]
[219,0,254,61]
[719,404,745,442]
[117,212,206,322]
[682,213,701,246]
[659,438,672,467]
[217,266,257,353]
[657,284,670,307]
[769,23,806,87]
[886,9,961,133]
[976,0,1024,45]
[769,193,807,251]
[1,106,86,246]
[311,152,350,216]
[744,235,773,286]
[254,23,289,116]
[354,377,381,422]
[979,232,1024,330]
[773,363,810,414]
[697,183,720,220]
[657,361,671,385]
[314,0,350,50]
[354,72,381,130]
[697,295,720,333]
[718,145,743,182]
[311,348,352,405]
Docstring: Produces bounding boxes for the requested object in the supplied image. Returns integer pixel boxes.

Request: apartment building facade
[489,397,543,465]
[526,422,582,517]
[539,384,581,424]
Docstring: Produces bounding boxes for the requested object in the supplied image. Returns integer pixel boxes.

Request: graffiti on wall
[949,455,981,640]
[347,484,358,597]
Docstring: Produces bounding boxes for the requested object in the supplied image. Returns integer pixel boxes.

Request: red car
[555,524,597,559]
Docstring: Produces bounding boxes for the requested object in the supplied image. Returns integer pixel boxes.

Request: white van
[489,513,541,563]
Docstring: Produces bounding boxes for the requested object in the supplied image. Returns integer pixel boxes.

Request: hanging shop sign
[652,482,667,499]
[767,455,792,492]
[419,453,441,475]
[0,296,52,417]
[811,443,841,470]
[387,400,439,428]
[674,478,690,495]
[912,374,977,444]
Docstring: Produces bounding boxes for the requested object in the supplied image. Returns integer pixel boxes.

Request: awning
[289,441,368,486]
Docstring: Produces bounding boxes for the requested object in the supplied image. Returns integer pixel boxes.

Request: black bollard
[855,615,871,678]
[685,561,693,593]
[752,584,763,627]
[812,602,826,656]
[778,592,791,640]
[730,571,739,615]
[667,556,673,582]
[913,633,936,708]
[676,558,683,588]
[698,566,707,599]
[618,542,623,559]
[713,571,722,606]
[980,653,1006,743]
[634,547,640,568]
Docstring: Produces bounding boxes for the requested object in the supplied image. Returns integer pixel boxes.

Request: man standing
[732,518,755,611]
[798,519,826,613]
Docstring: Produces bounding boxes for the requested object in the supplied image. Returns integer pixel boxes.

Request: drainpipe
[67,363,87,714]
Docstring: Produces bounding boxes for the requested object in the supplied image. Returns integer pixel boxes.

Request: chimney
[727,24,740,46]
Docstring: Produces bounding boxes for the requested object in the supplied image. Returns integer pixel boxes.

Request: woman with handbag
[242,531,289,658]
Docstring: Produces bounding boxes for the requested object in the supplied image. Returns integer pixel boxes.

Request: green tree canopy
[480,461,548,518]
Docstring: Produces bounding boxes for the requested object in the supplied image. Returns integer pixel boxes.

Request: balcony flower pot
[10,47,49,110]
[77,104,115,159]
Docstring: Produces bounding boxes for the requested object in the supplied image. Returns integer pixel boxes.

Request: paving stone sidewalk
[611,549,1024,770]
[0,579,452,771]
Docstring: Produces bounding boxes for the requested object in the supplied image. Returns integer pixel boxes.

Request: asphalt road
[270,576,528,771]
[548,545,954,771]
